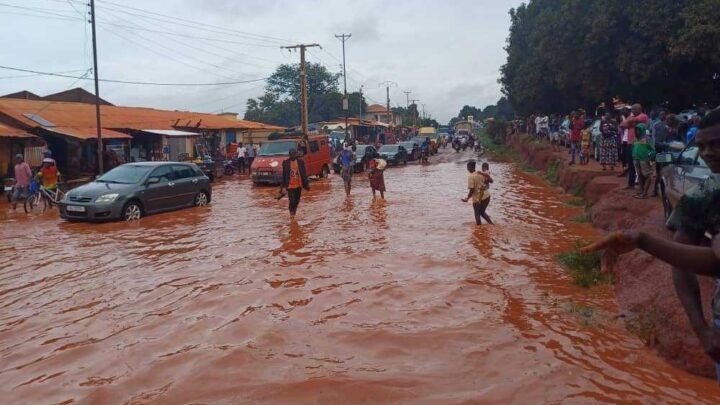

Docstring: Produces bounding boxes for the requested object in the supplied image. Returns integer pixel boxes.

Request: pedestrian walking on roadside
[631,123,655,199]
[11,154,32,210]
[246,143,256,173]
[461,160,492,225]
[619,103,649,189]
[236,143,247,174]
[569,111,584,165]
[599,112,618,171]
[280,149,310,220]
[368,155,386,200]
[340,144,355,197]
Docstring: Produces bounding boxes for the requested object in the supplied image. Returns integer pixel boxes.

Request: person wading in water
[461,160,492,225]
[279,149,310,220]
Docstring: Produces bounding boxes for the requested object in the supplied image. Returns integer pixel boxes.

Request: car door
[144,165,179,213]
[398,146,407,161]
[172,164,199,206]
[683,147,711,194]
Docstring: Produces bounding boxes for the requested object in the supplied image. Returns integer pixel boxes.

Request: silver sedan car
[59,162,212,221]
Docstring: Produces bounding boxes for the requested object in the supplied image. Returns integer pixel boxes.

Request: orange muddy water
[2,150,719,404]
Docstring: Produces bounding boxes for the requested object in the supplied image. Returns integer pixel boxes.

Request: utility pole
[409,99,420,130]
[281,43,320,136]
[335,33,351,141]
[359,85,364,118]
[421,103,426,121]
[379,81,397,126]
[404,91,411,109]
[89,0,103,174]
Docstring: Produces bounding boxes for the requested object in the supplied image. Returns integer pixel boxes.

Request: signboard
[342,96,349,111]
[467,115,474,123]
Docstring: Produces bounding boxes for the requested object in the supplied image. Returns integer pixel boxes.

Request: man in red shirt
[620,103,650,189]
[569,110,584,165]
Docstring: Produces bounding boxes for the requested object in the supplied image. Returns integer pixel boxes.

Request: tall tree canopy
[448,97,515,126]
[244,63,366,127]
[500,0,720,116]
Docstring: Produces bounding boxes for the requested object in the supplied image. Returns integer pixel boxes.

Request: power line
[0,65,269,86]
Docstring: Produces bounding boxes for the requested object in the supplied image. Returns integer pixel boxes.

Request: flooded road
[2,149,719,404]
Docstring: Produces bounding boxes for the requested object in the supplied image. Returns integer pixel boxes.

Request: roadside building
[0,122,45,178]
[363,104,402,126]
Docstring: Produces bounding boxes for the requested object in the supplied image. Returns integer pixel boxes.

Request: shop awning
[140,129,201,137]
[46,126,132,140]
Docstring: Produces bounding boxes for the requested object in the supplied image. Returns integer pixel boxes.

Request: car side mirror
[146,177,160,185]
[655,152,674,164]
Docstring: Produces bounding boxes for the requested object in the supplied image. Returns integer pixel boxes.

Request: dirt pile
[505,133,717,377]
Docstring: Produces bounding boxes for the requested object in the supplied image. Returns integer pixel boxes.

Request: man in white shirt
[237,143,247,174]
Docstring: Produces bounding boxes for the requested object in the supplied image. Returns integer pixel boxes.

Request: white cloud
[0,0,523,123]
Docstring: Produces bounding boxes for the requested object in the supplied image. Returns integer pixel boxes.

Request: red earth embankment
[505,133,717,377]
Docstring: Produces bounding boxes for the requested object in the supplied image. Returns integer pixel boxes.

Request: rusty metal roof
[47,126,132,140]
[365,104,390,114]
[0,99,284,132]
[0,122,36,138]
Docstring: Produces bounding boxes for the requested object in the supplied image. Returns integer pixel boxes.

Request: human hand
[461,197,469,203]
[699,327,720,363]
[580,230,641,273]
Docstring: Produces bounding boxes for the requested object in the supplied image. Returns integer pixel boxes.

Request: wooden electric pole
[379,81,397,126]
[282,43,320,136]
[90,0,103,174]
[410,99,420,130]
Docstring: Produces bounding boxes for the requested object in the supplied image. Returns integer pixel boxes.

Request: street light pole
[335,33,351,142]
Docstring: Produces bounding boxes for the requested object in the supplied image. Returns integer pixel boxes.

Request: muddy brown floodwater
[2,150,720,404]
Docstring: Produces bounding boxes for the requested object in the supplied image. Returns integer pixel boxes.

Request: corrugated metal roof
[47,126,132,140]
[0,122,35,138]
[366,104,390,114]
[0,99,284,132]
[141,129,201,137]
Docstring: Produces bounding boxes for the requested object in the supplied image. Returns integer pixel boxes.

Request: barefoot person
[11,154,32,210]
[368,155,386,200]
[280,149,310,220]
[340,144,355,197]
[478,162,494,224]
[461,160,491,225]
[583,108,720,383]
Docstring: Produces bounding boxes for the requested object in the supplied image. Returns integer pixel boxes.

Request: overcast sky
[0,0,524,123]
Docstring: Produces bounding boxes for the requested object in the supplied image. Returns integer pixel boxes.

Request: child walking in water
[369,154,387,200]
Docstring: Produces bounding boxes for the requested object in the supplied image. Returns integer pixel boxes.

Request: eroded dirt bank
[505,132,717,377]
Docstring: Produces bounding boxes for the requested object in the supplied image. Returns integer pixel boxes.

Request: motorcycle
[474,143,485,156]
[224,159,236,176]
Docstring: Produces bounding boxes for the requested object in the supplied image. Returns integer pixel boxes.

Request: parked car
[399,141,420,161]
[353,145,377,172]
[378,144,409,166]
[251,135,332,185]
[58,162,211,222]
[657,144,709,223]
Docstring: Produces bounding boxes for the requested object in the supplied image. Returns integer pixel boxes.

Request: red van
[251,135,332,185]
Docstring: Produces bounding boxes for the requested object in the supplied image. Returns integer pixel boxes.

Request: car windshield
[400,143,415,149]
[259,141,297,156]
[379,145,399,153]
[96,165,153,184]
[355,146,367,155]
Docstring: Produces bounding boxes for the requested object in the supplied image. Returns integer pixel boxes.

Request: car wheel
[123,201,143,221]
[195,191,209,207]
[661,185,673,223]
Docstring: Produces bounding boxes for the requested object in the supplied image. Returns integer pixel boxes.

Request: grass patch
[556,240,611,288]
[570,186,585,197]
[521,164,537,173]
[571,212,592,223]
[623,312,658,346]
[544,159,561,185]
[566,197,586,207]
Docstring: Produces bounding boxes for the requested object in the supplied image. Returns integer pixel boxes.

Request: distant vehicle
[353,145,378,172]
[251,135,332,185]
[678,109,697,122]
[656,144,708,223]
[399,141,420,161]
[378,144,409,166]
[58,162,211,222]
[418,127,440,154]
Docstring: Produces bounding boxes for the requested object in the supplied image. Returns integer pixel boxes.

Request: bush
[556,240,611,288]
[545,159,560,185]
[485,119,509,144]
